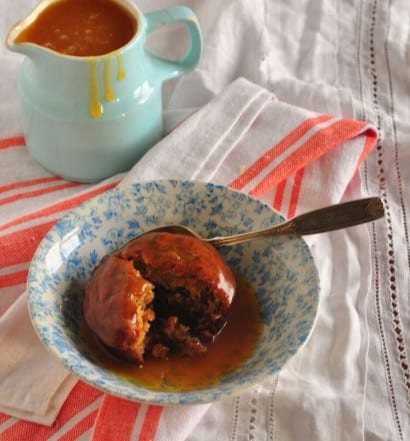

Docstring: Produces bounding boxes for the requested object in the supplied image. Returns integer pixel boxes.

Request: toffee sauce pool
[81,277,263,392]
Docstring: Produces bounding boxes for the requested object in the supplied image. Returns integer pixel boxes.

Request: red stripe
[0,182,118,233]
[0,176,62,194]
[0,414,11,424]
[57,408,99,441]
[138,405,163,441]
[0,181,82,206]
[91,396,141,441]
[0,382,102,441]
[356,127,378,170]
[249,119,369,197]
[273,128,376,217]
[0,136,25,150]
[272,179,286,212]
[230,114,333,191]
[0,269,28,289]
[0,221,55,269]
[287,168,305,218]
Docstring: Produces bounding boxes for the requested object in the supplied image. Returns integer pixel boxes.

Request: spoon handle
[208,197,384,248]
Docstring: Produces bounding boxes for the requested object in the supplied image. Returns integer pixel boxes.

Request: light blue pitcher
[6,0,202,182]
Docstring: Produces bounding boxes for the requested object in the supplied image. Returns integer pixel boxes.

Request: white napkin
[0,293,77,425]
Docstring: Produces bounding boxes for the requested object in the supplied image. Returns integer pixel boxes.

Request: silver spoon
[141,196,384,248]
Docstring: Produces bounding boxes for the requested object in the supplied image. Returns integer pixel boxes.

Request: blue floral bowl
[27,179,320,404]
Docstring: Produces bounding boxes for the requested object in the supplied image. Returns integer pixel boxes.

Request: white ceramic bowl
[27,179,320,404]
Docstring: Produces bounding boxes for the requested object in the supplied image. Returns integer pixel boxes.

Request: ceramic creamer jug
[6,0,202,182]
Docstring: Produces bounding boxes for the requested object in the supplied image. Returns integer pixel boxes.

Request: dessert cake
[83,231,236,363]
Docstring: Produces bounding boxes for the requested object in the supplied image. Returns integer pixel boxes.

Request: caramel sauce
[88,59,103,118]
[88,52,126,118]
[16,0,137,56]
[82,277,263,392]
[103,57,115,102]
[117,52,126,80]
[16,0,135,118]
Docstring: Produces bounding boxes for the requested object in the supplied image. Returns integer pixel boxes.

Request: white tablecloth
[1,0,409,440]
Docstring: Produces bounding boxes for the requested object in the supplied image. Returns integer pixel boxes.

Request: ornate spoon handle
[208,197,384,248]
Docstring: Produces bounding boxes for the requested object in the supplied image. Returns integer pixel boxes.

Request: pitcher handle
[144,6,202,81]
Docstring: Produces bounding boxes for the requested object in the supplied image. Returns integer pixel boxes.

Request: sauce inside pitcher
[15,0,137,56]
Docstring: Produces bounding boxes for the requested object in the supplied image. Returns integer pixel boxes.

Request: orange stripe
[58,408,99,441]
[0,181,82,206]
[273,179,286,212]
[287,168,305,218]
[249,119,369,197]
[0,176,62,194]
[0,414,11,424]
[0,269,28,288]
[230,114,333,191]
[0,221,55,269]
[0,136,25,149]
[0,382,102,441]
[91,396,141,441]
[356,127,378,170]
[138,405,163,441]
[0,182,118,232]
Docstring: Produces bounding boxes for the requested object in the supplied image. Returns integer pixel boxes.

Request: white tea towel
[0,293,77,425]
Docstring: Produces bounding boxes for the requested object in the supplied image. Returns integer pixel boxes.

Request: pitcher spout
[6,0,53,56]
[6,35,43,59]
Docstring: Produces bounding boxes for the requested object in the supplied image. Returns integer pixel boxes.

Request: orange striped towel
[0,78,377,440]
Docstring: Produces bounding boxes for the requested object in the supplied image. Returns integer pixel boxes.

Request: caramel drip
[89,59,103,118]
[88,53,126,118]
[104,57,116,102]
[117,52,126,80]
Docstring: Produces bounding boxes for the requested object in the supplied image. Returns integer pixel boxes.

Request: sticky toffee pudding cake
[83,232,236,364]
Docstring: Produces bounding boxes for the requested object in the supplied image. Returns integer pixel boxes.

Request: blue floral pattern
[27,179,320,405]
